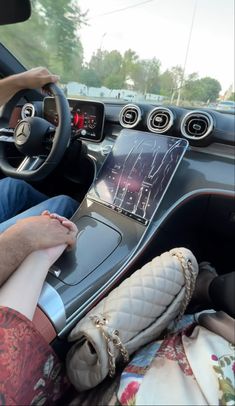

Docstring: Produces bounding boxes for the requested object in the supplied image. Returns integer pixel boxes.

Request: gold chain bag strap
[66,247,198,391]
[172,249,198,319]
[89,315,129,378]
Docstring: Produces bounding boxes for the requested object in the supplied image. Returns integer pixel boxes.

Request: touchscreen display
[88,130,188,224]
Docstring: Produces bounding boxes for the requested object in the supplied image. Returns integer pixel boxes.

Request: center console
[38,129,188,335]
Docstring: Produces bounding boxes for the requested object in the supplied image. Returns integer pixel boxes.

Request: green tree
[159,70,174,97]
[198,77,221,102]
[122,49,139,85]
[88,49,125,89]
[102,51,124,89]
[0,0,86,82]
[38,0,86,81]
[132,58,161,94]
[79,65,102,87]
[168,65,184,102]
[181,72,201,101]
[182,75,221,102]
[88,49,106,84]
[0,1,49,68]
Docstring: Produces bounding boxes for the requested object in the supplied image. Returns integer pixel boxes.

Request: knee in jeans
[6,178,28,191]
[50,195,78,208]
[52,195,72,203]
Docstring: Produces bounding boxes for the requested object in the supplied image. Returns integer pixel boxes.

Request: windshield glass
[0,0,234,110]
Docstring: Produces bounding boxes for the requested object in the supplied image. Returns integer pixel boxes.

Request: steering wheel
[0,83,71,181]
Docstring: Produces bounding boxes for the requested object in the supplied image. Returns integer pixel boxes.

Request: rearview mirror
[0,0,31,25]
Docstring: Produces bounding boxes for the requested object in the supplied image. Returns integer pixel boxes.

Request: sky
[77,0,234,94]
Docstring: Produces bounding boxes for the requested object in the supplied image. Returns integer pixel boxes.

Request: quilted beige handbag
[66,247,198,391]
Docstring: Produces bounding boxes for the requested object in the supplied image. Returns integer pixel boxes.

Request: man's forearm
[0,67,59,107]
[0,228,32,286]
[0,74,22,107]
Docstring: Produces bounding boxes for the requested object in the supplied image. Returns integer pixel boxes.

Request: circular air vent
[21,103,35,119]
[119,104,142,128]
[147,107,174,133]
[181,111,214,140]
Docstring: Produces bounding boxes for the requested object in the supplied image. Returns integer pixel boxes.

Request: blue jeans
[0,178,78,233]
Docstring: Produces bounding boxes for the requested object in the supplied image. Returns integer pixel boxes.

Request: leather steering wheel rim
[0,83,71,181]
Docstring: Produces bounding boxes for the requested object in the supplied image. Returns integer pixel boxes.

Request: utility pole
[176,0,198,106]
[99,32,107,51]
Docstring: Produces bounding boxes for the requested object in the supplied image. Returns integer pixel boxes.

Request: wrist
[27,249,51,268]
[17,228,36,254]
[12,73,25,91]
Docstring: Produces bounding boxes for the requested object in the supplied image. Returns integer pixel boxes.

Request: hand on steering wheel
[0,83,71,181]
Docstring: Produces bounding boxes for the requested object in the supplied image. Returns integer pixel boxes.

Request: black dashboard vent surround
[181,111,214,140]
[147,107,174,133]
[119,104,142,128]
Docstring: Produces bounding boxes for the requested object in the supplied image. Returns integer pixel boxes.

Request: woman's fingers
[40,212,78,248]
[41,210,50,216]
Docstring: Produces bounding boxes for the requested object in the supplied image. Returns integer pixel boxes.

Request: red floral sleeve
[0,306,69,405]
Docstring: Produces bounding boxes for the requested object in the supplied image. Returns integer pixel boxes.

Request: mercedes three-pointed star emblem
[15,122,30,144]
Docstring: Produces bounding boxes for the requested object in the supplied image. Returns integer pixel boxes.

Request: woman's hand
[5,214,77,253]
[42,211,78,248]
[40,211,78,266]
[0,212,77,286]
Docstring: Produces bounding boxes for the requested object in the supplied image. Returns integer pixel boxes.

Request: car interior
[0,0,234,357]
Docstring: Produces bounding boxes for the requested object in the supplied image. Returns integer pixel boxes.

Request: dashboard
[7,98,235,150]
[43,97,105,142]
[2,94,235,336]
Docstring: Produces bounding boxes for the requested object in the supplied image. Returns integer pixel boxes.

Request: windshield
[0,0,234,110]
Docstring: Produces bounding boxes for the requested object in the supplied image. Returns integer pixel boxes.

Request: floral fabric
[117,315,235,405]
[0,306,69,405]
